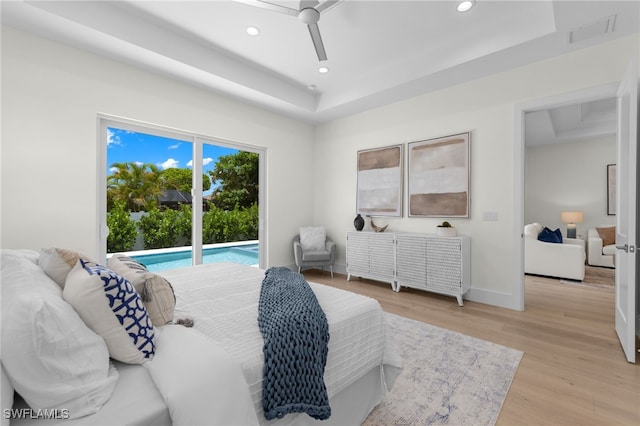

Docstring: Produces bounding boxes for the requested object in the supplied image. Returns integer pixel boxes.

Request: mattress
[159,262,395,423]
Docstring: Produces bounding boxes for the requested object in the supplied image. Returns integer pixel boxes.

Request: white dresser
[346,231,470,306]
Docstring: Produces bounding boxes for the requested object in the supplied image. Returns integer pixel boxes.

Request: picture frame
[356,144,403,217]
[607,163,616,215]
[408,132,470,218]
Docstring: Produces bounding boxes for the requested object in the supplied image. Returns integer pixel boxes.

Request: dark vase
[354,214,365,231]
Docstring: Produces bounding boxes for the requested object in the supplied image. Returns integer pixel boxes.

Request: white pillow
[524,223,543,238]
[0,250,118,419]
[300,226,326,251]
[107,255,176,326]
[39,247,93,288]
[64,259,156,364]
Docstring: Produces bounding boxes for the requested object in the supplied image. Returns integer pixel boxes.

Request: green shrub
[202,203,258,244]
[138,207,180,249]
[107,201,138,253]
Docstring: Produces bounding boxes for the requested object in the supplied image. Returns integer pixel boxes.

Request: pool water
[131,244,259,272]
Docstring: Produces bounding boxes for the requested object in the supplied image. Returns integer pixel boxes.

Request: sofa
[524,223,586,281]
[587,226,616,268]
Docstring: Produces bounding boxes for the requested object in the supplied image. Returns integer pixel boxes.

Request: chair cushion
[596,226,616,247]
[302,250,331,262]
[300,227,326,251]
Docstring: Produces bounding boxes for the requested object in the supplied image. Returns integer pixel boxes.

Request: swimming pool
[128,243,259,272]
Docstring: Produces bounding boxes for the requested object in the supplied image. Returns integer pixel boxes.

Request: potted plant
[436,221,457,237]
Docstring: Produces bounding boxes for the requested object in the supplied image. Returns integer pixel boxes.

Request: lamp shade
[561,211,583,224]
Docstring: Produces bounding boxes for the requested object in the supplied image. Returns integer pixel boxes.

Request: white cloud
[107,129,122,147]
[158,158,179,169]
[109,166,119,173]
[168,143,181,150]
[134,161,144,167]
[186,158,213,168]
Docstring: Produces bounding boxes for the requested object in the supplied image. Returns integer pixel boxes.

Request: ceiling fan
[236,0,341,61]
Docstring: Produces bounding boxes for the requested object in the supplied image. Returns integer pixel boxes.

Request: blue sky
[107,127,238,182]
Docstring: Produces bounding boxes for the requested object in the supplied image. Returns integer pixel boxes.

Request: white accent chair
[524,223,586,281]
[587,227,616,268]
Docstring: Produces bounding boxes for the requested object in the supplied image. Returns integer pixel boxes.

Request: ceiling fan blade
[307,23,327,61]
[234,0,298,16]
[315,0,341,14]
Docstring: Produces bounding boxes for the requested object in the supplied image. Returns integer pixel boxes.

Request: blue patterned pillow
[63,259,155,364]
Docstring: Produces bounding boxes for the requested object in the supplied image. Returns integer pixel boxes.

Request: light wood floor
[301,270,640,426]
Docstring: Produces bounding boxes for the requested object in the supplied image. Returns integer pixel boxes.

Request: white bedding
[159,262,401,424]
[8,262,401,425]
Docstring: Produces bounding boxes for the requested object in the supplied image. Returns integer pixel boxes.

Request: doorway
[514,83,620,311]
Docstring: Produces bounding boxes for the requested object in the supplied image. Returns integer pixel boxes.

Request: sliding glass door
[98,117,264,270]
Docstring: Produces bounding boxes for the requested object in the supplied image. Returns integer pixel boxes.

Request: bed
[1,249,401,426]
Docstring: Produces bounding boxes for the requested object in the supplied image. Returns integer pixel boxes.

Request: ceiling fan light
[457,0,475,12]
[299,8,320,25]
[246,26,260,36]
[318,67,329,74]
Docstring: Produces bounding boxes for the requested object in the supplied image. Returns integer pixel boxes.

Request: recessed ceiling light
[457,0,475,12]
[246,26,260,36]
[318,67,329,74]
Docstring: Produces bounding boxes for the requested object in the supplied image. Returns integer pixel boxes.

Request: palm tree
[107,162,163,212]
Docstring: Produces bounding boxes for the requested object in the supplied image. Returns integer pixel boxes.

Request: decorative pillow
[538,227,563,244]
[63,259,156,364]
[524,223,543,238]
[39,247,93,288]
[596,226,616,247]
[1,250,117,419]
[300,226,326,251]
[108,255,176,326]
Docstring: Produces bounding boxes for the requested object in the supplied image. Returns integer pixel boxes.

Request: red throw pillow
[596,226,615,247]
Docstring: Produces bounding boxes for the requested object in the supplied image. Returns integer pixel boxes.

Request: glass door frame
[97,115,266,268]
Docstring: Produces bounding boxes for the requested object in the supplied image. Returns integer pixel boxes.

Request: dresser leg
[456,295,464,306]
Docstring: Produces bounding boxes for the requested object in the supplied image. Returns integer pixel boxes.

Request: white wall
[2,25,638,310]
[525,136,617,238]
[0,27,316,267]
[314,34,639,309]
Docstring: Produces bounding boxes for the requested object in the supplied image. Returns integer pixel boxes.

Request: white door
[615,62,638,363]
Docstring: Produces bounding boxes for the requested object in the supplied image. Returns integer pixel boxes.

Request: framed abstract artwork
[607,163,616,215]
[356,144,403,217]
[408,132,470,218]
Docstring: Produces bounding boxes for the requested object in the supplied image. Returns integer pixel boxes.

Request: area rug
[560,265,615,288]
[583,265,615,286]
[363,313,523,426]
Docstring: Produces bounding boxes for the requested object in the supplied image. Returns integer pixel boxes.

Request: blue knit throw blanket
[258,267,331,421]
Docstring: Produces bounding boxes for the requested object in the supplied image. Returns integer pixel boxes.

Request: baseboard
[465,288,521,311]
